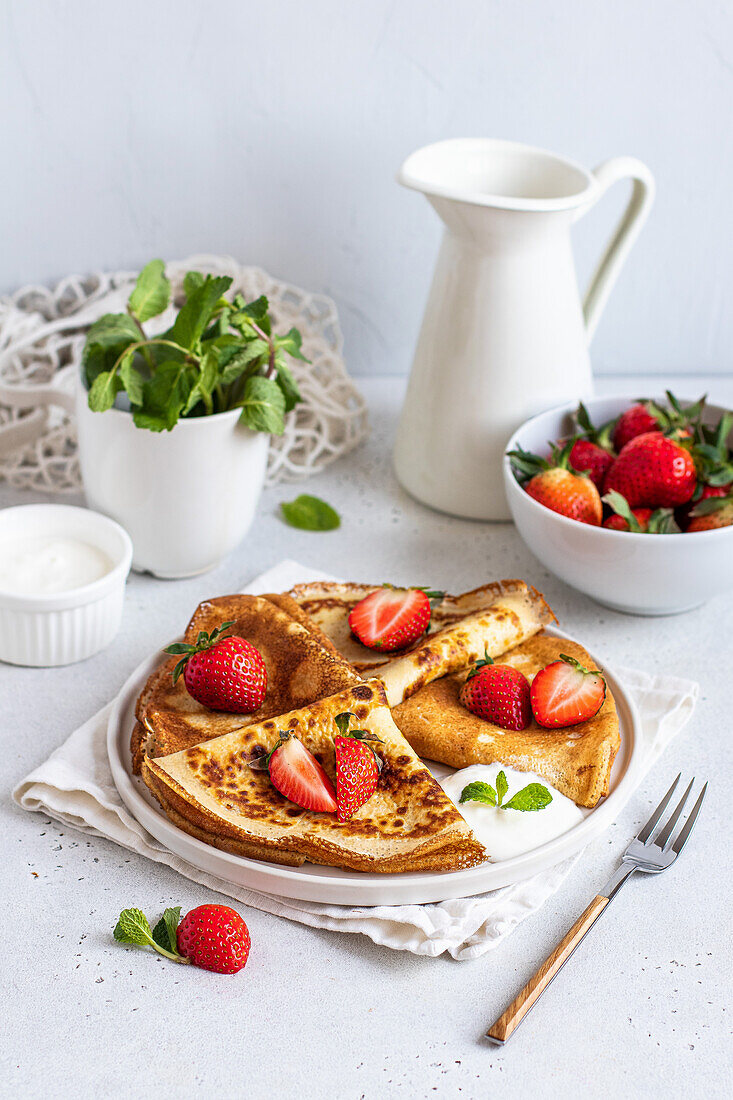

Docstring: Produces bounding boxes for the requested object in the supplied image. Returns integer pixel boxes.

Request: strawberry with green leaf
[602,489,679,533]
[114,903,250,974]
[165,622,267,713]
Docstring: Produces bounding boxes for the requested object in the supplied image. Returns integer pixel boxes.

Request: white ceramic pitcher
[394,139,655,520]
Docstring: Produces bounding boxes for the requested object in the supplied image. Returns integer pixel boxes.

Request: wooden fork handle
[487,894,610,1044]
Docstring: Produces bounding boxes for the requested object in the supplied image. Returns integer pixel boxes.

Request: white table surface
[3,376,732,1100]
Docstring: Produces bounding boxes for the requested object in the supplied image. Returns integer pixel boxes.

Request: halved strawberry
[333,712,383,822]
[348,586,441,651]
[249,731,337,813]
[530,654,606,729]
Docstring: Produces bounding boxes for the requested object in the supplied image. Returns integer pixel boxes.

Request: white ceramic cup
[75,376,269,578]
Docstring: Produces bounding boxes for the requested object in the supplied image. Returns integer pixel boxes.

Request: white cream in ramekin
[0,504,132,666]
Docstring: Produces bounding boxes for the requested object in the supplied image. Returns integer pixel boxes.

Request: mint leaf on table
[152,906,182,953]
[114,908,154,946]
[238,375,286,434]
[280,494,341,531]
[128,258,171,323]
[502,783,553,812]
[495,770,508,806]
[459,781,497,806]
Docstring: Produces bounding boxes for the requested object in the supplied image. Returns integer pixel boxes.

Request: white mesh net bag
[0,254,368,492]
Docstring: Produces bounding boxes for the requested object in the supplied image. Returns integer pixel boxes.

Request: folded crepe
[393,634,620,808]
[133,594,360,773]
[143,679,487,873]
[288,580,555,707]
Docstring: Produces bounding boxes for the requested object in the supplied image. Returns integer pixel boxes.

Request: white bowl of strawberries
[504,393,733,615]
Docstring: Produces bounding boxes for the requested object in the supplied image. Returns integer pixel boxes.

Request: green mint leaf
[88,369,123,412]
[170,275,232,350]
[134,360,193,432]
[241,294,269,325]
[275,326,309,362]
[280,494,341,531]
[113,908,154,946]
[183,270,205,299]
[274,356,301,413]
[82,313,140,385]
[219,339,269,385]
[128,259,171,322]
[496,770,508,807]
[502,783,553,812]
[152,906,181,952]
[118,350,144,406]
[183,349,218,414]
[238,375,286,435]
[458,781,497,806]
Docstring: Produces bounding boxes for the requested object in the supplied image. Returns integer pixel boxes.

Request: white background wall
[1,0,731,378]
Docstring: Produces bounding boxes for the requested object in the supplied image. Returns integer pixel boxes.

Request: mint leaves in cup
[83,259,307,434]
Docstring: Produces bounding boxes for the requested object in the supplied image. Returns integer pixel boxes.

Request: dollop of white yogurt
[440,763,584,861]
[0,536,113,595]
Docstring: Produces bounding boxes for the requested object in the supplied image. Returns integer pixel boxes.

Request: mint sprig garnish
[113,906,189,964]
[281,494,341,531]
[459,770,553,812]
[83,260,308,434]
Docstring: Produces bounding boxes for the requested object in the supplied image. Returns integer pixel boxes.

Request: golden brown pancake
[288,580,555,701]
[392,634,620,808]
[144,679,487,873]
[132,594,360,773]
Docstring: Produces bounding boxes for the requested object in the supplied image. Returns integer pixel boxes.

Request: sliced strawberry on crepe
[250,731,337,813]
[530,654,606,729]
[347,586,442,651]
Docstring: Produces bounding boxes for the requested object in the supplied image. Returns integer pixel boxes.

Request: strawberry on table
[530,654,606,729]
[249,731,338,813]
[333,712,384,821]
[459,649,531,731]
[176,904,251,974]
[603,432,696,508]
[348,585,442,651]
[166,621,267,713]
[507,441,602,525]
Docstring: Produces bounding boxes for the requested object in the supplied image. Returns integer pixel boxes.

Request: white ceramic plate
[107,626,644,906]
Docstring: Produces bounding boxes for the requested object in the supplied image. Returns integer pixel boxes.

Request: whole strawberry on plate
[459,649,531,731]
[333,711,384,821]
[530,654,606,729]
[507,441,603,525]
[603,431,696,508]
[348,585,443,651]
[166,621,267,713]
[249,731,338,813]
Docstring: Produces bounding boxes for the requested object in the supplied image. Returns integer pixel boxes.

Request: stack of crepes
[133,580,620,874]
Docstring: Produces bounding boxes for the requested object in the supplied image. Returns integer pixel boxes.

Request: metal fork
[486,774,707,1045]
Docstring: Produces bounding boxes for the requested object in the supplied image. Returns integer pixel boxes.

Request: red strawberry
[602,490,679,533]
[166,622,267,713]
[459,650,531,730]
[569,438,614,489]
[603,432,696,508]
[612,403,661,451]
[333,712,383,821]
[508,441,602,525]
[348,586,441,651]
[686,495,733,532]
[176,904,250,974]
[677,482,731,528]
[530,654,606,729]
[251,730,338,813]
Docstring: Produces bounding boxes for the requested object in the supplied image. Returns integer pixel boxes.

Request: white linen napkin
[12,560,698,960]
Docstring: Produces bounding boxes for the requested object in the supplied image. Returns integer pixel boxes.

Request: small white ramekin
[0,504,133,666]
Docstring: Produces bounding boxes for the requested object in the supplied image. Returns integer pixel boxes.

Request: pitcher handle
[582,156,655,343]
